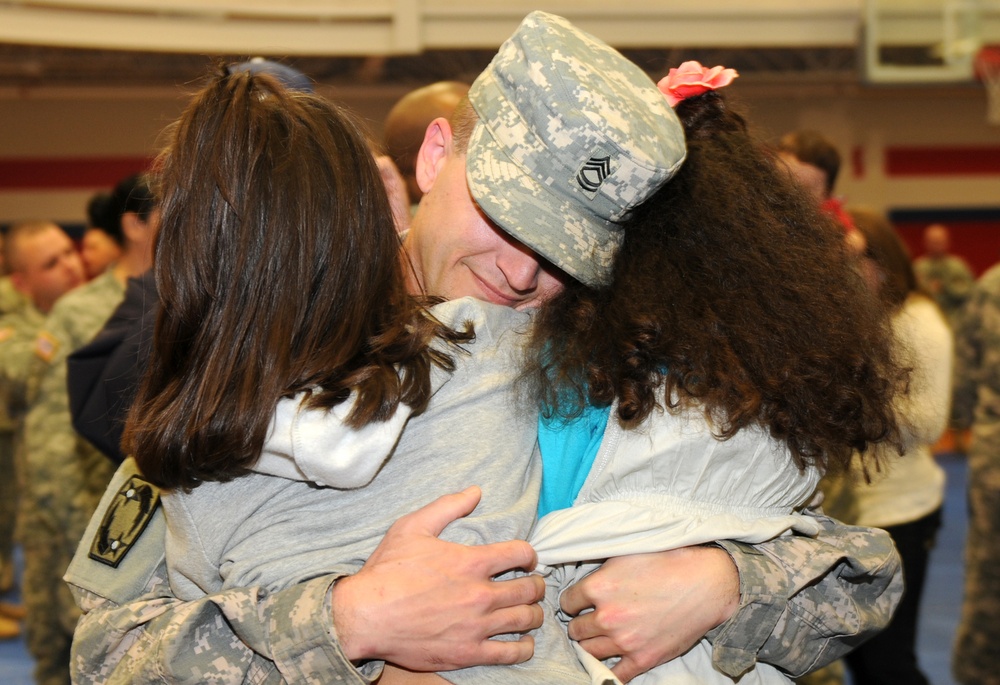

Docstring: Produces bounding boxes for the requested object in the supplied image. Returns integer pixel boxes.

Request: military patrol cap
[466,11,686,287]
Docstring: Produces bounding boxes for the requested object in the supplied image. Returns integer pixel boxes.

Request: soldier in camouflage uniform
[0,260,28,597]
[66,14,901,684]
[0,222,85,643]
[1,232,39,596]
[952,263,1000,685]
[914,224,974,328]
[21,180,156,685]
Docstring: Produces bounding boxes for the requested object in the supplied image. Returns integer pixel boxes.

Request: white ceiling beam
[0,1,863,54]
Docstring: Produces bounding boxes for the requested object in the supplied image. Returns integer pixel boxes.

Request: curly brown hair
[126,67,468,490]
[527,91,903,473]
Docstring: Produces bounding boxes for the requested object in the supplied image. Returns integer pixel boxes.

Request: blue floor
[0,454,971,684]
[912,452,966,685]
[0,543,31,685]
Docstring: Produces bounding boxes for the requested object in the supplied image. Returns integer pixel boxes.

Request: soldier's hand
[560,546,739,683]
[331,486,544,670]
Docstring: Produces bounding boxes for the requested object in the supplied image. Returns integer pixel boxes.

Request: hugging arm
[67,462,544,684]
[560,508,902,682]
[69,563,349,685]
[711,511,902,677]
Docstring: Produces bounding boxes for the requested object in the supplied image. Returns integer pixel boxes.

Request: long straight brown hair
[126,67,459,489]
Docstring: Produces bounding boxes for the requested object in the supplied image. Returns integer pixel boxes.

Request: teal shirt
[537,403,611,518]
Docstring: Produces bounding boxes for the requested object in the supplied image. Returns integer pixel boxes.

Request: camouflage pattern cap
[467,11,686,286]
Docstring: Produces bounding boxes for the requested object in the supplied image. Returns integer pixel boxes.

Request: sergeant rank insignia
[89,475,161,568]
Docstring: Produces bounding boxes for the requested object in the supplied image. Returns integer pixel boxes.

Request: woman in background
[820,207,951,685]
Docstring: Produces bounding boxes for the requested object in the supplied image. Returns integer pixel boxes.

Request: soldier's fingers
[565,607,602,642]
[477,634,536,665]
[485,571,545,613]
[559,579,594,618]
[474,540,539,577]
[486,600,545,637]
[392,486,482,538]
[574,635,620,661]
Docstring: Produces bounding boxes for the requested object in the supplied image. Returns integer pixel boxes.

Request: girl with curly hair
[522,64,905,685]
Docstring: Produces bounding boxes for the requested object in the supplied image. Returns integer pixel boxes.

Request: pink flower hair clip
[657,61,739,107]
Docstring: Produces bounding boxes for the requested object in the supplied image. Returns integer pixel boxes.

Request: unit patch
[89,475,161,568]
[33,331,59,363]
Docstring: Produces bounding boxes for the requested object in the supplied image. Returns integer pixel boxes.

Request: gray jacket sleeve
[710,509,902,678]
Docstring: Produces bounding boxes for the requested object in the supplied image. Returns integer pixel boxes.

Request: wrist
[330,574,376,663]
[704,545,740,628]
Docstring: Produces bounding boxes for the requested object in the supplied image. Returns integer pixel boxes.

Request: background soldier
[952,262,1000,685]
[21,176,155,685]
[0,222,85,641]
[914,223,974,328]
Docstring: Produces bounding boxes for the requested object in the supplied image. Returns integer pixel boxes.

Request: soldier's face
[404,121,567,310]
[13,227,85,313]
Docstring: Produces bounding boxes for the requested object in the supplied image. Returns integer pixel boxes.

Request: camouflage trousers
[23,538,78,685]
[0,431,16,589]
[953,459,1000,685]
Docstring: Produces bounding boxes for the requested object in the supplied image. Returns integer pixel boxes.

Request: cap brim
[466,119,622,288]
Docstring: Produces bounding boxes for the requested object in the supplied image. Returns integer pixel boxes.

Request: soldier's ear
[415,118,453,196]
[9,272,29,297]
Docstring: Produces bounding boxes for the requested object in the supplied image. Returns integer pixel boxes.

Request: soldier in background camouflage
[914,223,974,328]
[951,262,1000,685]
[0,222,85,644]
[21,180,155,685]
[0,290,36,631]
[0,233,27,598]
[67,13,900,685]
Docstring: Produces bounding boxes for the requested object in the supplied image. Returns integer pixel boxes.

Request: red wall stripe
[851,145,865,179]
[0,157,153,190]
[885,146,1000,176]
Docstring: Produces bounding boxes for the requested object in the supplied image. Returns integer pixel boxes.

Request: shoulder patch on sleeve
[33,331,59,363]
[89,475,161,568]
[0,327,13,343]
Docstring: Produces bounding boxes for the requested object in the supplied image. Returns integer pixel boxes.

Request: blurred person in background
[777,129,865,256]
[815,208,951,685]
[0,222,85,642]
[0,231,29,315]
[79,192,123,280]
[951,229,1000,685]
[914,223,974,329]
[20,174,156,685]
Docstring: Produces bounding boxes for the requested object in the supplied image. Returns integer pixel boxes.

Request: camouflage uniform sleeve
[66,460,378,685]
[952,275,987,429]
[708,509,902,678]
[0,313,44,408]
[943,258,975,310]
